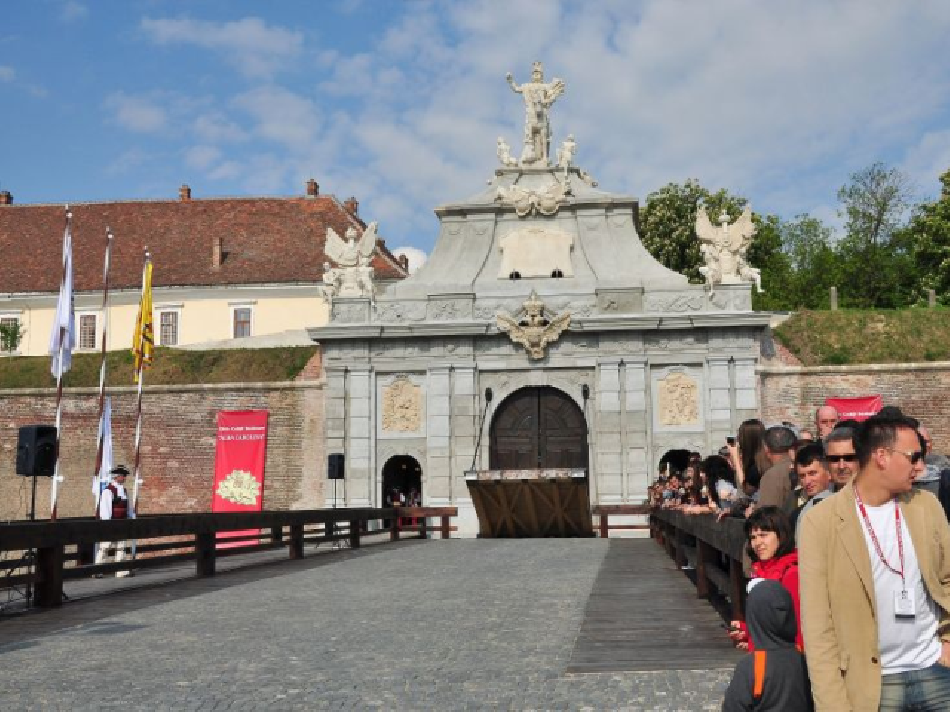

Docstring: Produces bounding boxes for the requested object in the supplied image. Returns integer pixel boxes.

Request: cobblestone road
[0,540,732,710]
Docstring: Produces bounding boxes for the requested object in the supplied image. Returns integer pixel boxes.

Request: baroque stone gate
[309,63,768,535]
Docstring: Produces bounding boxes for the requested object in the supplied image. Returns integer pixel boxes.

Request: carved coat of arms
[381,376,422,433]
[496,290,570,359]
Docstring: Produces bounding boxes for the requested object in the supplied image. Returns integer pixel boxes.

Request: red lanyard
[854,485,905,588]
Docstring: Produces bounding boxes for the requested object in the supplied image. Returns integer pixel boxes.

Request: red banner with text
[825,395,882,422]
[212,410,268,548]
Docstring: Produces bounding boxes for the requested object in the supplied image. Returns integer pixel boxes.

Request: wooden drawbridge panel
[465,470,593,538]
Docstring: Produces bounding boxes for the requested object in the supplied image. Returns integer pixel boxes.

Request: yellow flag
[132,258,153,382]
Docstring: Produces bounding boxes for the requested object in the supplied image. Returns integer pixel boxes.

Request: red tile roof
[0,194,407,294]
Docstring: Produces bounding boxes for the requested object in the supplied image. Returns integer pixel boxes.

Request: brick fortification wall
[0,381,325,522]
[760,362,950,451]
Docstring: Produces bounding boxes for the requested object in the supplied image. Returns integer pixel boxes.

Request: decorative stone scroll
[381,376,422,433]
[643,293,705,313]
[495,180,569,217]
[657,371,699,427]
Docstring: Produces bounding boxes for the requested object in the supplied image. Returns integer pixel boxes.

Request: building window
[233,307,252,338]
[159,311,178,346]
[79,314,97,350]
[0,316,20,353]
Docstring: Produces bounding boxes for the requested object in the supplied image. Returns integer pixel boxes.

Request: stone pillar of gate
[451,367,477,504]
[595,358,623,502]
[426,366,452,501]
[346,367,373,507]
[623,357,649,502]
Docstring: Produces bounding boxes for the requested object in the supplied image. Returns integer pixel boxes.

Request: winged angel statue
[323,223,377,298]
[496,290,571,360]
[695,206,763,293]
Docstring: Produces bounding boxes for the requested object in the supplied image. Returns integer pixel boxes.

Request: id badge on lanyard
[895,589,916,618]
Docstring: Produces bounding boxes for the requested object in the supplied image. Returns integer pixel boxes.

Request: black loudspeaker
[328,452,345,480]
[16,425,57,477]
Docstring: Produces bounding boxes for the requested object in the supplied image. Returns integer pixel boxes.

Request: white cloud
[232,86,320,148]
[0,65,14,82]
[901,129,950,199]
[61,1,88,22]
[105,92,167,133]
[391,246,427,273]
[141,16,303,79]
[184,145,221,170]
[193,113,248,143]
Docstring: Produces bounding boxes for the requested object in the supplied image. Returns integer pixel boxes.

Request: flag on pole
[49,212,76,377]
[93,396,114,498]
[132,256,153,382]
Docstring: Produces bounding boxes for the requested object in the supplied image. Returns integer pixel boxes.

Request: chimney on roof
[343,196,359,216]
[398,254,409,272]
[306,178,320,197]
[0,191,12,205]
[212,235,223,270]
[179,184,192,202]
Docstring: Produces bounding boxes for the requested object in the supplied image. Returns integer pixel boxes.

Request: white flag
[93,396,113,498]
[49,213,76,377]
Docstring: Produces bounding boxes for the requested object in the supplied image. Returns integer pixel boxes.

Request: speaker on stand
[328,453,345,549]
[15,424,57,607]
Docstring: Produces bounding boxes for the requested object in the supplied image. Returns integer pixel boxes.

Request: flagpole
[131,249,151,520]
[92,228,114,518]
[50,206,72,522]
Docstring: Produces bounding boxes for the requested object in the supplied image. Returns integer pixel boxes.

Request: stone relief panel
[498,226,575,278]
[381,376,423,433]
[651,366,705,433]
[546,296,595,317]
[644,331,707,351]
[376,374,426,438]
[598,334,645,354]
[643,292,706,313]
[375,300,427,323]
[427,299,473,321]
[331,299,372,323]
[473,299,522,321]
[656,372,699,427]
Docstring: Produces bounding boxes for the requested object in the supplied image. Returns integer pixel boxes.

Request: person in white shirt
[95,465,131,578]
[800,415,950,710]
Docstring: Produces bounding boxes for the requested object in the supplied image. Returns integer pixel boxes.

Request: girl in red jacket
[729,506,803,652]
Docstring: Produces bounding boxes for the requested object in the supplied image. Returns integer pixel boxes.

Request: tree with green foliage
[906,168,950,304]
[836,162,917,308]
[640,180,784,297]
[778,215,839,309]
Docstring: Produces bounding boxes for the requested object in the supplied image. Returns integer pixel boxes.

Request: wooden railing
[591,504,652,538]
[0,506,457,609]
[389,507,458,540]
[650,509,749,618]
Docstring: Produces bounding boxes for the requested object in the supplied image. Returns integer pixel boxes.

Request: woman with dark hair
[703,454,739,512]
[728,506,802,652]
[726,418,771,494]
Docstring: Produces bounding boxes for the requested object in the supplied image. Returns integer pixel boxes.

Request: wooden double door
[489,386,589,471]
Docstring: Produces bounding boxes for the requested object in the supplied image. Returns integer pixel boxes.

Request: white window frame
[77,312,99,351]
[157,307,181,347]
[230,304,254,339]
[0,312,22,355]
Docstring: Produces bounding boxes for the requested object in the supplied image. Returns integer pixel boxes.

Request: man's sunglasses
[826,454,857,464]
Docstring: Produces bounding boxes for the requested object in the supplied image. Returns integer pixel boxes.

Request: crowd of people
[649,406,950,711]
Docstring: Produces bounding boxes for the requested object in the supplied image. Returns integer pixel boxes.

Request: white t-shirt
[855,499,941,674]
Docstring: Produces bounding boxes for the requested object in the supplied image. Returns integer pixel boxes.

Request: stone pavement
[0,540,733,710]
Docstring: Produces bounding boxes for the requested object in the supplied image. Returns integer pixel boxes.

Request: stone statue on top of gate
[505,61,566,167]
[696,206,763,294]
[323,222,378,299]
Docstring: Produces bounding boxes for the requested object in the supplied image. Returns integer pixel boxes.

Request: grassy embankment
[774,308,950,366]
[0,346,319,389]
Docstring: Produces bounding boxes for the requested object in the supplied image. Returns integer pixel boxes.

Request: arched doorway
[489,386,589,471]
[381,455,422,506]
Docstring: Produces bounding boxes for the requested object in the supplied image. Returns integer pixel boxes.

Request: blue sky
[3,1,950,266]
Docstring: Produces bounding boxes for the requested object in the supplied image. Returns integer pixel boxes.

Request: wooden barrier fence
[0,506,457,609]
[650,508,749,618]
[591,504,652,538]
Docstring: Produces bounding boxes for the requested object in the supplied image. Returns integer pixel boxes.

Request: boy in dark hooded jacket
[722,579,812,711]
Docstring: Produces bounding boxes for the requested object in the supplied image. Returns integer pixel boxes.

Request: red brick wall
[760,363,950,450]
[0,382,325,522]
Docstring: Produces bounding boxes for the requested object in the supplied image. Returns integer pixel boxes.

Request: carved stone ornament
[644,293,705,313]
[496,290,570,360]
[657,371,699,427]
[381,376,423,433]
[375,301,427,322]
[498,226,574,278]
[505,61,566,167]
[495,180,569,217]
[323,222,379,299]
[696,206,763,294]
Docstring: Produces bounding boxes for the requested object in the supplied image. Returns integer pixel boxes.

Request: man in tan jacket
[800,415,950,711]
